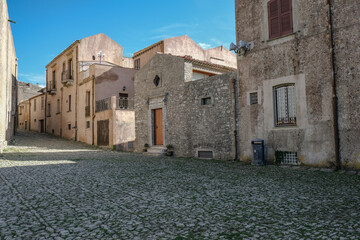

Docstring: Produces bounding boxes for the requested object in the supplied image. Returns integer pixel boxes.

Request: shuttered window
[268,0,293,39]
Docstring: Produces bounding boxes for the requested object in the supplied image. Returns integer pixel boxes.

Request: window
[34,99,36,111]
[34,119,36,122]
[41,96,44,110]
[68,123,71,130]
[274,84,296,126]
[57,99,60,114]
[86,121,90,129]
[52,70,56,89]
[119,93,129,109]
[86,91,90,107]
[268,0,293,39]
[68,59,73,79]
[68,95,72,111]
[47,103,51,117]
[134,59,140,70]
[250,92,258,105]
[201,97,212,106]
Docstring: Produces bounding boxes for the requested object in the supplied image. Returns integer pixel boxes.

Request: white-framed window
[274,84,296,126]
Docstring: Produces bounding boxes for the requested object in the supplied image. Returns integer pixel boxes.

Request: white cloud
[19,72,46,86]
[198,43,213,49]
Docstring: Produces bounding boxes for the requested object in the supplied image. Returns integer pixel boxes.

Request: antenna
[97,51,105,64]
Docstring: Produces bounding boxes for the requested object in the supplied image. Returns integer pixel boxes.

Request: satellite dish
[229,42,239,52]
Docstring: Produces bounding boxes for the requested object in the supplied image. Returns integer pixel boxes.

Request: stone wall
[135,53,236,160]
[235,0,336,166]
[332,0,360,168]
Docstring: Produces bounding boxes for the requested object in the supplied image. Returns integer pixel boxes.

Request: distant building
[17,81,43,103]
[235,0,360,169]
[45,33,133,140]
[135,53,236,158]
[77,64,136,150]
[18,100,29,131]
[0,0,17,152]
[133,35,237,70]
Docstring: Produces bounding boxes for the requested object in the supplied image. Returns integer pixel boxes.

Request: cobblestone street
[0,131,359,239]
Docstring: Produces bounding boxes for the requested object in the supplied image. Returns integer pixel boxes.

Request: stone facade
[18,81,42,103]
[0,0,17,152]
[135,53,237,159]
[235,0,360,169]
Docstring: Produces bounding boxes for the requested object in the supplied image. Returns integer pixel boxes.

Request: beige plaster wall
[0,0,17,151]
[113,110,135,151]
[133,42,163,69]
[29,94,45,132]
[78,33,123,66]
[18,101,29,131]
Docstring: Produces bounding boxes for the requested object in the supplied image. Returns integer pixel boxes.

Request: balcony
[85,106,90,117]
[46,81,56,95]
[61,70,74,86]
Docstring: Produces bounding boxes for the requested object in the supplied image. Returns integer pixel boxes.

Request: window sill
[264,33,296,46]
[272,125,298,130]
[67,110,72,113]
[56,112,61,115]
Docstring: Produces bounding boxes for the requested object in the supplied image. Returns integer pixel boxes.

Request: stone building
[133,35,237,70]
[235,0,360,169]
[18,81,42,103]
[45,33,133,140]
[0,0,17,152]
[17,91,46,132]
[77,64,136,150]
[135,53,236,159]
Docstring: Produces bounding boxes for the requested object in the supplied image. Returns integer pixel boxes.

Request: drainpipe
[231,77,239,161]
[92,74,95,145]
[75,46,79,141]
[328,0,341,170]
[45,69,48,133]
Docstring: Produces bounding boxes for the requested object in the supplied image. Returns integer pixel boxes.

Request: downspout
[75,46,79,141]
[14,62,18,135]
[328,0,341,170]
[29,101,31,131]
[92,74,95,145]
[231,77,239,161]
[45,70,48,133]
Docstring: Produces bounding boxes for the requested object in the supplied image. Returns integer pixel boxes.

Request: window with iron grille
[134,59,140,70]
[52,70,56,89]
[201,97,212,106]
[274,84,296,126]
[275,151,299,165]
[268,0,293,39]
[250,92,258,105]
[119,93,129,109]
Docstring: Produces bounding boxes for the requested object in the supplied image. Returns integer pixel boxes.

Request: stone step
[145,146,167,156]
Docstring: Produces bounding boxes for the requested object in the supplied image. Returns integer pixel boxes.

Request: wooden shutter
[280,0,293,35]
[268,0,280,39]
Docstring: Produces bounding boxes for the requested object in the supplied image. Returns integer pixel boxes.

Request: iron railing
[95,97,111,113]
[61,70,73,81]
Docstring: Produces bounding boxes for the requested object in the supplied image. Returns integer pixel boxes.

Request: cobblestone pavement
[0,131,360,239]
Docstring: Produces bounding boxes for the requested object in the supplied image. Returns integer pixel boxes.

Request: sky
[7,0,236,87]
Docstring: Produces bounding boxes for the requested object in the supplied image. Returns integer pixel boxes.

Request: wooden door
[97,120,109,146]
[153,108,163,145]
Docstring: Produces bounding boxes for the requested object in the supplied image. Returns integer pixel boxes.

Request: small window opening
[201,97,211,105]
[250,92,258,105]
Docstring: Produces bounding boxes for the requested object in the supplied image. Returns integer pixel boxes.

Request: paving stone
[0,131,359,239]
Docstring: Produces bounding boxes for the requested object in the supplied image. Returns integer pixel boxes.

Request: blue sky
[7,0,235,87]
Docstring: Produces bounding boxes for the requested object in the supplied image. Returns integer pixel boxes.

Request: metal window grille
[275,151,299,165]
[119,93,129,109]
[250,92,258,105]
[274,84,296,126]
